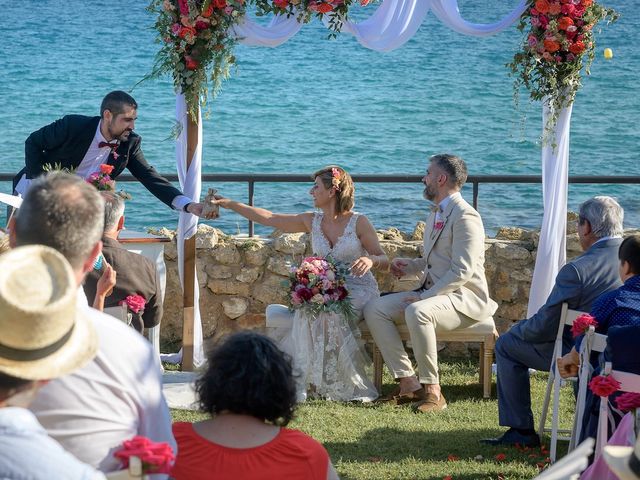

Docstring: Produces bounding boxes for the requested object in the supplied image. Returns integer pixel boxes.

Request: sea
[1,0,638,236]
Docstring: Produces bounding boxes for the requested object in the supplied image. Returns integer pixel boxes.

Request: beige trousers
[363,291,475,384]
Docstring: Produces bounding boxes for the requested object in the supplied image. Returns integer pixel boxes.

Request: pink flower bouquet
[287,256,355,320]
[86,164,116,191]
[120,294,147,315]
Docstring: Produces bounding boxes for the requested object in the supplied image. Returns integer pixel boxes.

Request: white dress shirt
[74,122,114,180]
[30,293,176,476]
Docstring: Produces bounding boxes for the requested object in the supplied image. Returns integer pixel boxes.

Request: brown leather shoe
[412,393,447,413]
[376,386,426,406]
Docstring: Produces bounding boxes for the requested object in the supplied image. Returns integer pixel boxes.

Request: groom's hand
[390,258,408,278]
[186,202,218,220]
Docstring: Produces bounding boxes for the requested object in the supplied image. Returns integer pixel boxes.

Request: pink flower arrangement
[571,313,598,338]
[120,294,147,315]
[114,436,174,474]
[615,392,640,413]
[86,164,116,191]
[588,374,621,397]
[509,0,618,131]
[287,256,354,319]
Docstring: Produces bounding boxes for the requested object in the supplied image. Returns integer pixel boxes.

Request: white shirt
[74,122,114,180]
[30,296,176,476]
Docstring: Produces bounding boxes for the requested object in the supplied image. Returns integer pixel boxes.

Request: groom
[14,90,213,218]
[364,153,497,412]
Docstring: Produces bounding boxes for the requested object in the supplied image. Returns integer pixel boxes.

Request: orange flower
[569,41,586,54]
[558,16,574,31]
[543,39,561,53]
[582,0,593,6]
[548,2,561,14]
[447,454,459,461]
[535,0,550,14]
[100,164,114,175]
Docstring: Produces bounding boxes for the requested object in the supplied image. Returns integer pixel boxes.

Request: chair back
[105,456,145,479]
[534,438,594,480]
[104,304,131,325]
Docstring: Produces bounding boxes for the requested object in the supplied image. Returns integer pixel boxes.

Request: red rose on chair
[588,374,621,397]
[114,435,174,474]
[570,313,598,338]
[615,392,640,412]
[121,294,147,314]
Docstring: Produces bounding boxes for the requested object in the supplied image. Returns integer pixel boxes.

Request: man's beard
[107,123,131,142]
[423,185,436,201]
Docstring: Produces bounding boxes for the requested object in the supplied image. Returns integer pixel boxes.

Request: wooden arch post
[181,102,199,372]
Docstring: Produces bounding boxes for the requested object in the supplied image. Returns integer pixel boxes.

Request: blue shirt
[0,407,104,480]
[576,275,640,350]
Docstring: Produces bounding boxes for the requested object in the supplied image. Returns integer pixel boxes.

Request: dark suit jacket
[17,115,182,207]
[510,238,623,349]
[83,236,163,331]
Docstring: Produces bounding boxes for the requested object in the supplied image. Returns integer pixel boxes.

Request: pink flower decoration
[434,221,445,230]
[120,294,147,314]
[571,313,598,338]
[114,436,174,474]
[615,392,640,412]
[588,374,621,397]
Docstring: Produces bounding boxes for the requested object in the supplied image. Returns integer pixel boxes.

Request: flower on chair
[570,313,598,338]
[120,294,147,315]
[114,436,175,474]
[588,374,621,397]
[615,392,640,412]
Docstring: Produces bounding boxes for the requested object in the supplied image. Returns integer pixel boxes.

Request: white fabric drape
[231,0,528,52]
[162,93,205,368]
[527,101,573,317]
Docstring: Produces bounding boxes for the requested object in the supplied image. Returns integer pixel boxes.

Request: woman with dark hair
[213,166,386,402]
[171,331,339,480]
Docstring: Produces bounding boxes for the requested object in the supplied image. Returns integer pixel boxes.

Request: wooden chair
[538,303,588,462]
[359,317,498,399]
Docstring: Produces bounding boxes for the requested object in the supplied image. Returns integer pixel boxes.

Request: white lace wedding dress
[270,212,379,402]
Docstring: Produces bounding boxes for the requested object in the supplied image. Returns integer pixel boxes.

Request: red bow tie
[98,141,119,149]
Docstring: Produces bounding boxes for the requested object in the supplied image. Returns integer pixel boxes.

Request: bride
[214,166,388,402]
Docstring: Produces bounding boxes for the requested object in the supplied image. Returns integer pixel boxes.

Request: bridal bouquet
[287,256,355,320]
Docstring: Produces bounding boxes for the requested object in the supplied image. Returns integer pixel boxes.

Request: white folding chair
[105,456,144,479]
[534,438,594,480]
[569,326,607,451]
[595,362,640,459]
[104,304,131,325]
[538,303,587,462]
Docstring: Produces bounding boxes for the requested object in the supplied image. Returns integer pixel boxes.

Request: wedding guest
[364,153,497,413]
[8,172,175,474]
[0,245,104,480]
[214,166,386,402]
[83,191,162,333]
[557,234,640,379]
[483,196,624,447]
[171,331,340,480]
[13,90,215,218]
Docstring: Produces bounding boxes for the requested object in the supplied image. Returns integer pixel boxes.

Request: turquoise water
[1,1,638,235]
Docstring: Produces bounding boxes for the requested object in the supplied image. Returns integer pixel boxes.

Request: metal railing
[2,173,639,236]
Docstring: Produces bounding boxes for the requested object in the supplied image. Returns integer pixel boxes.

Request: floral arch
[149,0,617,368]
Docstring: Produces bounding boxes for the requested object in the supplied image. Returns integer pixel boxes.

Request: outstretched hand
[186,202,218,220]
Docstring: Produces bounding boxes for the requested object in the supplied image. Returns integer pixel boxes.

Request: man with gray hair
[8,173,174,474]
[365,154,497,413]
[483,195,624,447]
[83,191,162,333]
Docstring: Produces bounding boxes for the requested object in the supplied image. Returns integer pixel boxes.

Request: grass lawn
[171,359,576,480]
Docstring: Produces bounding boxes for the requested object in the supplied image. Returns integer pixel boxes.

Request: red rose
[194,20,209,30]
[570,313,598,338]
[202,3,214,17]
[213,0,227,8]
[569,41,586,54]
[548,2,561,15]
[309,2,334,13]
[298,288,313,301]
[558,16,574,31]
[561,4,576,17]
[121,294,147,314]
[185,56,199,70]
[114,436,175,474]
[615,392,640,412]
[99,164,114,175]
[543,39,561,53]
[274,0,289,7]
[588,374,621,397]
[534,0,550,14]
[178,26,196,38]
[177,0,189,15]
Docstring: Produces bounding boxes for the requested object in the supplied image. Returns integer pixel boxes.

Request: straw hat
[0,245,98,380]
[603,441,640,480]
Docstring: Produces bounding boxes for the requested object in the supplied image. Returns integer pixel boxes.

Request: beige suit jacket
[404,192,498,320]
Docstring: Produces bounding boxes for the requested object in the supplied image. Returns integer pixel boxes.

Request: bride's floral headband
[331,167,341,192]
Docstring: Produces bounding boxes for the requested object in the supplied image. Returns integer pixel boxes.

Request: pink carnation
[615,392,640,412]
[588,374,621,397]
[571,313,598,338]
[121,294,147,314]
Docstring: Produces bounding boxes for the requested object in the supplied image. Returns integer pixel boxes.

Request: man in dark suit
[83,191,162,333]
[482,196,625,447]
[14,90,213,218]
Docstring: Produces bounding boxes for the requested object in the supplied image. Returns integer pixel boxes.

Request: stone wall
[157,213,595,352]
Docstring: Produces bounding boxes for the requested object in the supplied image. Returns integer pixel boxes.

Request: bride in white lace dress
[213,166,388,402]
